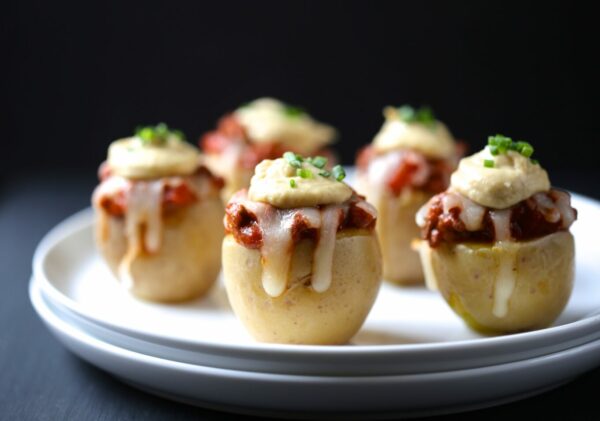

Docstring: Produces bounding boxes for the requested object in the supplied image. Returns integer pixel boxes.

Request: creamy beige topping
[108,136,200,179]
[234,98,336,155]
[372,106,456,158]
[248,158,352,208]
[450,148,550,209]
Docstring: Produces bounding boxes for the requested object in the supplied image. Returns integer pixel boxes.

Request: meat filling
[96,165,223,217]
[224,191,377,249]
[420,189,577,247]
[356,145,460,195]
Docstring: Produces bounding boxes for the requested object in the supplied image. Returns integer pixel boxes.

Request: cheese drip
[492,250,517,318]
[236,197,368,297]
[94,174,213,288]
[312,205,342,293]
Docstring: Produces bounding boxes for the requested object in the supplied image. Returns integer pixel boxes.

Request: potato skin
[420,231,575,333]
[356,174,429,285]
[222,230,382,344]
[95,198,224,302]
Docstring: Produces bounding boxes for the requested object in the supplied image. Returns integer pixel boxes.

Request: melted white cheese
[489,209,512,241]
[311,206,342,293]
[416,190,575,239]
[418,241,439,291]
[237,197,349,297]
[95,174,215,287]
[492,249,517,318]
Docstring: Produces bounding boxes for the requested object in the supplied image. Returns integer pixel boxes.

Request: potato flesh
[420,231,575,333]
[96,198,224,302]
[222,230,382,345]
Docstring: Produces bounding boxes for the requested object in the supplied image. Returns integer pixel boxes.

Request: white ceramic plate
[30,277,600,419]
[32,192,600,376]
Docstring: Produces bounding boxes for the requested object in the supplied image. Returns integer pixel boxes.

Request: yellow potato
[222,230,382,344]
[356,174,429,285]
[419,231,575,333]
[95,197,224,302]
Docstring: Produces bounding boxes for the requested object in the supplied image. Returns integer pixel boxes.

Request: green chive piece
[319,170,331,178]
[332,165,346,181]
[531,159,540,165]
[484,159,495,168]
[520,144,534,158]
[497,136,512,153]
[310,156,328,169]
[138,127,155,143]
[297,168,313,179]
[283,151,296,161]
[283,151,303,168]
[486,134,539,163]
[416,106,435,125]
[172,129,186,141]
[135,123,184,146]
[284,105,304,117]
[290,179,297,188]
[396,105,436,126]
[397,105,415,121]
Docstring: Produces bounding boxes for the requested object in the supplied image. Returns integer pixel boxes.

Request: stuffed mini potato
[93,124,224,302]
[200,98,337,201]
[417,135,577,333]
[355,105,461,285]
[222,154,382,344]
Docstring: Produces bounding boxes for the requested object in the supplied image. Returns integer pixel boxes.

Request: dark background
[3,1,599,182]
[2,2,600,420]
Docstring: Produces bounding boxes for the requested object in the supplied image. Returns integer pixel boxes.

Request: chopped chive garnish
[520,144,534,157]
[486,135,540,165]
[135,122,185,145]
[531,159,539,165]
[397,105,415,121]
[283,151,303,168]
[395,105,436,126]
[284,105,304,117]
[319,170,331,178]
[283,151,297,161]
[297,168,313,179]
[310,156,327,169]
[332,165,345,181]
[289,179,297,188]
[484,159,495,168]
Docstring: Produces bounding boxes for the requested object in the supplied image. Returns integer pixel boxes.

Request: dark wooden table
[1,171,598,420]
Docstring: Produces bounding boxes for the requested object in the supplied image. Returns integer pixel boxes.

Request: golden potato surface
[420,231,575,333]
[222,229,382,344]
[96,198,224,302]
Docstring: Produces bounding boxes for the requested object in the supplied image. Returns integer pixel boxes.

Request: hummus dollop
[450,147,550,209]
[372,106,456,158]
[108,136,200,179]
[234,98,336,155]
[248,158,352,208]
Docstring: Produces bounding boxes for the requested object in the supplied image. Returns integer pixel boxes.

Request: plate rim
[30,276,600,381]
[32,192,600,358]
[29,276,600,419]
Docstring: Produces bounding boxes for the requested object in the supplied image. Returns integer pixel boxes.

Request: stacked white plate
[30,188,600,419]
